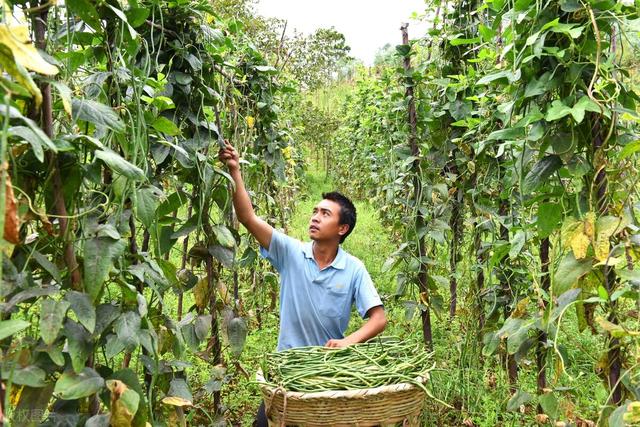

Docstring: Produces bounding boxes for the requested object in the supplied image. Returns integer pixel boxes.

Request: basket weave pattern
[256,370,427,427]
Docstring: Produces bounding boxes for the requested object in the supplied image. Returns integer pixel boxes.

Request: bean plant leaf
[86,414,111,427]
[553,253,592,295]
[509,230,526,259]
[65,0,102,31]
[65,320,93,373]
[0,25,59,75]
[95,149,145,181]
[114,311,142,351]
[506,389,533,411]
[537,203,563,238]
[212,224,236,248]
[84,234,127,302]
[54,368,104,400]
[106,379,140,426]
[2,365,47,388]
[209,244,235,268]
[539,392,559,417]
[134,187,159,229]
[522,155,562,193]
[39,298,70,345]
[72,99,125,133]
[152,116,181,136]
[32,250,63,284]
[65,291,96,333]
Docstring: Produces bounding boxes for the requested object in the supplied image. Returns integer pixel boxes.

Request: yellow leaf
[570,228,590,259]
[561,217,581,250]
[162,396,193,407]
[0,44,43,108]
[624,401,640,423]
[0,25,58,75]
[597,317,640,338]
[594,232,610,261]
[245,115,255,129]
[511,297,529,318]
[107,380,139,427]
[194,277,209,311]
[583,212,596,240]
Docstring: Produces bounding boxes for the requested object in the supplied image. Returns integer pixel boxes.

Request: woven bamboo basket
[256,369,429,427]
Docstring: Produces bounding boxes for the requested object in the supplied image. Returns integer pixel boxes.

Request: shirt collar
[303,242,346,270]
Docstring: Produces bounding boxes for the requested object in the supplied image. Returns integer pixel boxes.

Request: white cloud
[255,0,430,65]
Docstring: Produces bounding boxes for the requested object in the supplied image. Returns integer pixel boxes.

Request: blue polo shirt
[260,230,383,350]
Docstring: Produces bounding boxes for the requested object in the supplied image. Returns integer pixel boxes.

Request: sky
[255,0,430,65]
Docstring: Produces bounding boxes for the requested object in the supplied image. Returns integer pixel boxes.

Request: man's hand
[325,338,353,348]
[218,141,240,171]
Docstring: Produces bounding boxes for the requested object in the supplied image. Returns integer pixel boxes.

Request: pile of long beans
[261,338,434,393]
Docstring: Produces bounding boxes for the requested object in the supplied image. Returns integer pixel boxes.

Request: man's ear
[338,224,350,236]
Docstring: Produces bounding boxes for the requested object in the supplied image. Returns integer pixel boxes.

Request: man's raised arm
[218,142,273,249]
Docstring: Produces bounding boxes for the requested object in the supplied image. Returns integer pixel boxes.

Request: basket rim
[255,368,429,400]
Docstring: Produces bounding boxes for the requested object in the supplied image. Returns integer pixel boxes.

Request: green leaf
[66,0,102,31]
[65,291,96,333]
[86,414,111,427]
[478,24,495,41]
[54,368,104,400]
[2,364,47,387]
[476,70,520,85]
[151,116,181,136]
[105,4,137,39]
[0,319,30,340]
[32,250,62,284]
[95,149,145,181]
[620,139,640,159]
[9,125,57,164]
[571,96,602,123]
[537,203,563,238]
[522,155,562,193]
[65,320,93,373]
[395,44,411,57]
[545,100,573,121]
[72,99,125,133]
[114,311,141,351]
[487,126,526,141]
[539,392,559,417]
[84,234,127,302]
[167,378,193,403]
[212,224,236,248]
[553,253,592,295]
[506,389,533,411]
[125,7,150,27]
[449,36,481,46]
[39,298,70,345]
[509,230,526,259]
[50,80,73,116]
[227,316,247,358]
[134,187,159,229]
[209,244,234,268]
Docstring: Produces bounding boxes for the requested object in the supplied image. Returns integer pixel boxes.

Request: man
[218,142,386,424]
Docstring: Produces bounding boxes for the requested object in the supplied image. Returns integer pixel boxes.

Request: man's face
[308,199,349,242]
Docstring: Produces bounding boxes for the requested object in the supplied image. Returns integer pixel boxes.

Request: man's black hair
[322,191,356,244]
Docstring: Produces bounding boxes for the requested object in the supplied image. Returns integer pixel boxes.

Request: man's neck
[311,240,339,270]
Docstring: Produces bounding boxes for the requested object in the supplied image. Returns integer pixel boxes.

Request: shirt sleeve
[353,265,383,318]
[259,229,297,272]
